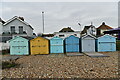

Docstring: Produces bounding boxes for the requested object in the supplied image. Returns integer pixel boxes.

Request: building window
[59,35,64,37]
[10,26,15,33]
[19,26,23,33]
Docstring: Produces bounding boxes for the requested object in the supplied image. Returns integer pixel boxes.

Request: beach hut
[9,36,30,55]
[81,34,96,52]
[65,35,80,53]
[50,36,64,53]
[30,37,49,55]
[96,34,116,52]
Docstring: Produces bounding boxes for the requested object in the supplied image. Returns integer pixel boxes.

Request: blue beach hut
[96,34,116,52]
[65,35,80,53]
[9,36,30,55]
[50,36,64,53]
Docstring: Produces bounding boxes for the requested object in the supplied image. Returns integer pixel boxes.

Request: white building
[0,18,5,35]
[81,24,96,36]
[2,16,34,37]
[54,27,81,38]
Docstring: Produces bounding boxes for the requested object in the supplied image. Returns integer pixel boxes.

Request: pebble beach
[2,51,119,78]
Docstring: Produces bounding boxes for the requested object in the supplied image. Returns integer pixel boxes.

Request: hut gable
[9,36,28,42]
[65,35,79,40]
[82,34,96,39]
[50,36,63,40]
[30,37,48,41]
[97,34,116,42]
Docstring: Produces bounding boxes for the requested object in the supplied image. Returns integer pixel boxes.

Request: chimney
[19,17,24,21]
[102,22,105,25]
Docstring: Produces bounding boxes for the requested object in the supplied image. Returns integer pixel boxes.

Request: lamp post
[42,11,44,33]
[78,23,81,31]
[78,23,81,37]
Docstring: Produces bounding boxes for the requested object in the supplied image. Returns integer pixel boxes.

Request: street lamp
[42,11,45,33]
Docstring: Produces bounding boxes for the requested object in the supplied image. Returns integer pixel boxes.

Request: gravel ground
[2,51,119,78]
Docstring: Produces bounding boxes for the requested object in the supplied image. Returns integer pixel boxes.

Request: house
[9,36,31,55]
[96,34,116,52]
[2,16,34,37]
[81,24,96,36]
[0,18,5,35]
[54,27,81,38]
[81,34,96,52]
[50,36,64,53]
[64,35,80,53]
[97,22,113,35]
[30,37,49,55]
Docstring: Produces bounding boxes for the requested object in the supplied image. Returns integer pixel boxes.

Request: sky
[1,1,119,34]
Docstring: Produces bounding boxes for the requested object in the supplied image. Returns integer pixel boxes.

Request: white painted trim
[97,34,117,39]
[82,34,96,39]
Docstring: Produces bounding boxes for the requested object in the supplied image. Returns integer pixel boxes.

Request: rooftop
[59,27,74,32]
[97,22,113,30]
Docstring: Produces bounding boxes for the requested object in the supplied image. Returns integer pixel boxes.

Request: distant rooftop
[81,25,95,34]
[59,27,74,32]
[97,22,113,30]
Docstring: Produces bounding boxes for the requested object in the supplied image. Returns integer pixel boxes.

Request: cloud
[2,2,118,34]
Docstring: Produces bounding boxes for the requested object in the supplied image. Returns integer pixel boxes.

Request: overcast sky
[1,2,118,34]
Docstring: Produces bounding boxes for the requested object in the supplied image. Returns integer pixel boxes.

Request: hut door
[82,39,95,52]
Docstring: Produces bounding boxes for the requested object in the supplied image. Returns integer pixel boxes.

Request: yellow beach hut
[30,37,49,55]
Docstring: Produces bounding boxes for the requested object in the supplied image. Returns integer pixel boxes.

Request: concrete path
[84,52,109,57]
[1,55,22,61]
[66,53,84,56]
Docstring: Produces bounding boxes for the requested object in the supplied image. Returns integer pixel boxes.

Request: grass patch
[116,40,120,51]
[2,61,19,69]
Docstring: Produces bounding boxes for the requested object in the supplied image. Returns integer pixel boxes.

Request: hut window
[59,35,64,37]
[74,34,77,36]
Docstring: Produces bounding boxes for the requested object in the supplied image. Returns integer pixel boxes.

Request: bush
[116,40,120,51]
[2,61,19,69]
[2,49,10,55]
